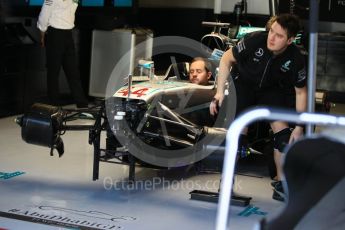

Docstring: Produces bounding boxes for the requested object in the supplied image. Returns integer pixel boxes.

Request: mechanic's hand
[210,93,224,116]
[289,126,304,144]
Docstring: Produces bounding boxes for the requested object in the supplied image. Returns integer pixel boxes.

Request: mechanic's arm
[289,85,307,143]
[210,48,237,115]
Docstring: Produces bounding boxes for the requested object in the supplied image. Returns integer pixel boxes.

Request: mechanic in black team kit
[210,14,307,201]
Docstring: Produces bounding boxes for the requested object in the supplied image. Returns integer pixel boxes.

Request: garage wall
[139,0,214,9]
[138,0,270,15]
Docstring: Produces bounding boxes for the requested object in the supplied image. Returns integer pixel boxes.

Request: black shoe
[272,181,285,202]
[273,181,284,192]
[271,180,279,188]
[272,189,285,202]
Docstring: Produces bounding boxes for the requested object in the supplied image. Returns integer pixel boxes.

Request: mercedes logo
[255,48,264,57]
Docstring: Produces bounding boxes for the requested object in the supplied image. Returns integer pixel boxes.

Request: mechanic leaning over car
[209,14,307,202]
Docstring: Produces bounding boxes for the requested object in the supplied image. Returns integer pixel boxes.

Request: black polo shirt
[231,31,307,90]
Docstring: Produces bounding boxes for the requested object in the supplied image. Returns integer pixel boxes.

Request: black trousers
[45,27,88,107]
[234,78,295,116]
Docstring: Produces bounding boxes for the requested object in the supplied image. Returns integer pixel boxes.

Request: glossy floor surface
[0,112,286,230]
[2,104,345,230]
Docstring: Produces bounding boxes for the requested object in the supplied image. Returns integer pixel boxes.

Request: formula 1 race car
[16,63,331,182]
[16,73,238,181]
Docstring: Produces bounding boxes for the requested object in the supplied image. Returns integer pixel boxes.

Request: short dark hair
[274,14,301,38]
[190,57,212,73]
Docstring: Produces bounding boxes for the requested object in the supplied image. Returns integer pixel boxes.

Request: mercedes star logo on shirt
[255,48,264,57]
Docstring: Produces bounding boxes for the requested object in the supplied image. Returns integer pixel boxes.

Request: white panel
[221,0,270,15]
[89,29,152,97]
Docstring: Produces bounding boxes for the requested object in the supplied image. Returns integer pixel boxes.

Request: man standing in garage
[37,0,89,108]
[210,14,307,201]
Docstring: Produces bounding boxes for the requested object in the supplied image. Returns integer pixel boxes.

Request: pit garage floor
[1,104,344,230]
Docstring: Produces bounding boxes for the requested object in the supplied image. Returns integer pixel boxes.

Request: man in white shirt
[37,0,88,108]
